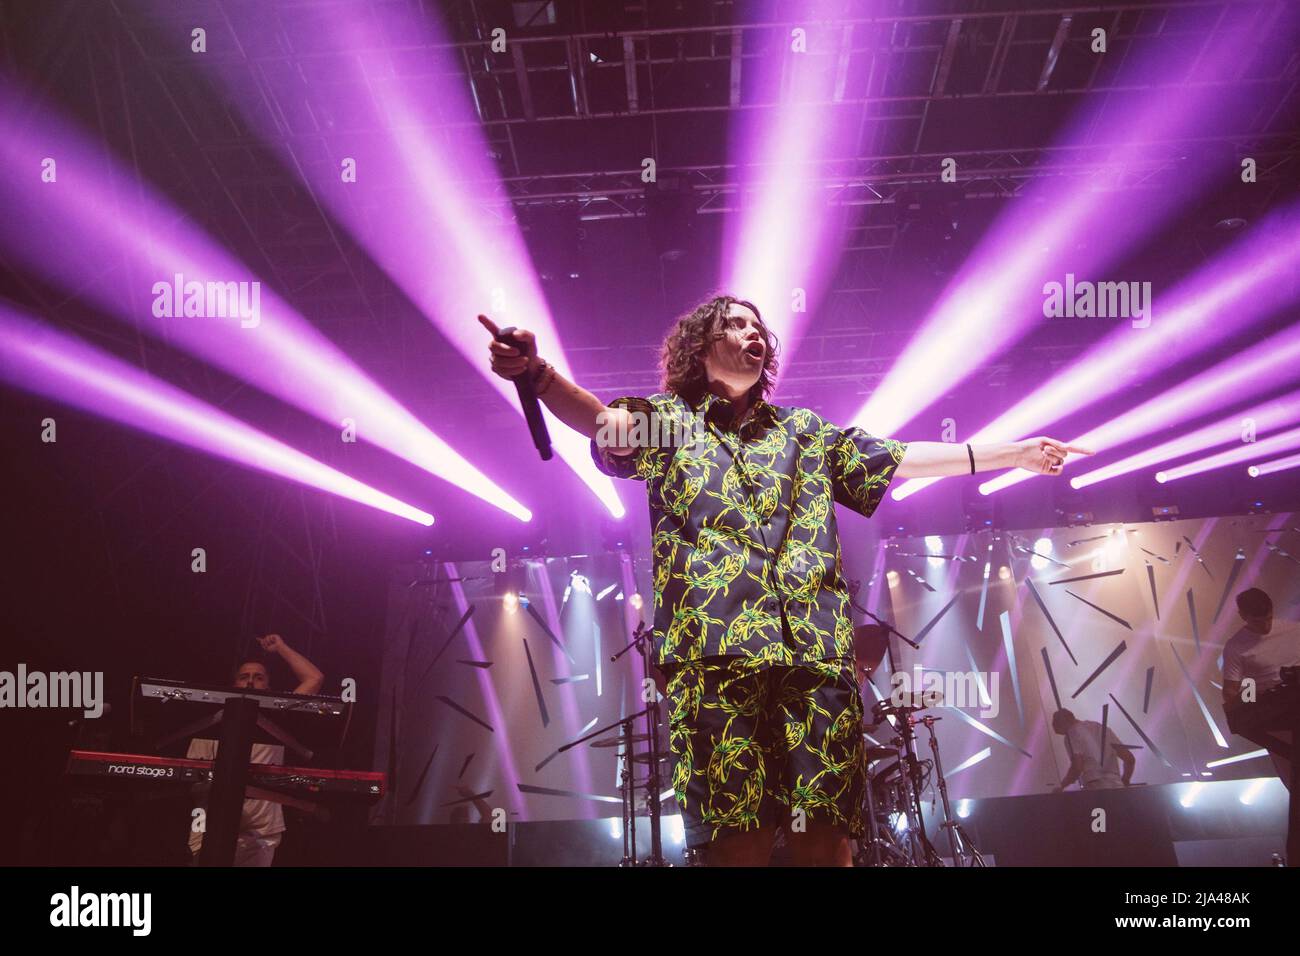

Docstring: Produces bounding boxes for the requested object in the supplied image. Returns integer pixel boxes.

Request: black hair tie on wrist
[967,443,975,475]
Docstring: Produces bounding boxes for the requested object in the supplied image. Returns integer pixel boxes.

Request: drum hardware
[852,607,985,868]
[918,715,986,867]
[601,621,670,866]
[591,733,652,748]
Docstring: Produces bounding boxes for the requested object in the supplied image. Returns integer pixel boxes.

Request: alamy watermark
[594,408,707,449]
[49,886,150,936]
[890,667,1000,719]
[0,664,103,718]
[1043,273,1151,328]
[152,272,261,328]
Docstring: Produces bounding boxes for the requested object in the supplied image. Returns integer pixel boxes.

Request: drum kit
[853,614,986,868]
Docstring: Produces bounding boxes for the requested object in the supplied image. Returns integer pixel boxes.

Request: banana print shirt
[590,390,906,669]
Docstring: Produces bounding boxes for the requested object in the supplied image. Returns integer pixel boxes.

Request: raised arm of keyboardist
[257,633,324,695]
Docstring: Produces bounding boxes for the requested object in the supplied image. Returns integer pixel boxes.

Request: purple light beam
[851,7,1279,438]
[0,305,433,526]
[178,3,624,517]
[0,77,529,522]
[1157,426,1300,484]
[1066,386,1300,492]
[895,201,1300,500]
[723,3,877,358]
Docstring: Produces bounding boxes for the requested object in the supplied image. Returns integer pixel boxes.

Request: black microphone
[494,326,553,461]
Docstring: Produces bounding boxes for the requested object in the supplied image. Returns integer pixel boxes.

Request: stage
[2,0,1300,921]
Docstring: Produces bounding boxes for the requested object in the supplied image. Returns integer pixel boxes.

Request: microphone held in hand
[494,325,553,461]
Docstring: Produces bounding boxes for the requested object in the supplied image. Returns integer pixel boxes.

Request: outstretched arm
[895,438,1093,480]
[479,315,635,453]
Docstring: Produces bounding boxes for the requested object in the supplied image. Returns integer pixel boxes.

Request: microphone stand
[609,621,667,866]
[855,605,943,865]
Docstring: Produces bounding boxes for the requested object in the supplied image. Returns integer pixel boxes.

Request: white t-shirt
[186,738,286,853]
[1064,720,1123,785]
[1222,620,1300,695]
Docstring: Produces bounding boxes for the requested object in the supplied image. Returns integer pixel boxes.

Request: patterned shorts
[663,656,866,849]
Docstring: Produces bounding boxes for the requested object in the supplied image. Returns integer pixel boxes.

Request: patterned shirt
[590,390,906,669]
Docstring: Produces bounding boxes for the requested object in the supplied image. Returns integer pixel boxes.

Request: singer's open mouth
[744,342,764,359]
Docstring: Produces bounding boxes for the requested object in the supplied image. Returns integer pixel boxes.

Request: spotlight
[1248,451,1300,478]
[956,799,972,819]
[1151,505,1180,521]
[1179,782,1206,808]
[997,566,1011,581]
[1239,779,1268,805]
[1159,424,1300,484]
[629,592,644,611]
[886,570,900,588]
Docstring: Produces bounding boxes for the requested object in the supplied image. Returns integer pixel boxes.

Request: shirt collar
[690,390,775,430]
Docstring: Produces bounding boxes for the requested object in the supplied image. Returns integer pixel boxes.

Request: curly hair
[660,294,779,404]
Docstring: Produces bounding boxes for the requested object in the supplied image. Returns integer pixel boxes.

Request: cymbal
[853,624,890,673]
[591,733,651,748]
[629,751,673,764]
[864,746,897,762]
[870,760,902,785]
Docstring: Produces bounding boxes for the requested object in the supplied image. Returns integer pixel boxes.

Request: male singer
[480,295,1087,866]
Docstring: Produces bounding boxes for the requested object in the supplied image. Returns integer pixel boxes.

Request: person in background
[187,633,324,866]
[1222,587,1300,790]
[1051,708,1134,791]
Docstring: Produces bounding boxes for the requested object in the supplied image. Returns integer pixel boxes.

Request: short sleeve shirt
[185,738,286,847]
[590,390,906,669]
[1064,720,1124,785]
[1222,621,1300,694]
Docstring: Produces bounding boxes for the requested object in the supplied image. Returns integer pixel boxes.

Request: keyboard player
[187,633,324,866]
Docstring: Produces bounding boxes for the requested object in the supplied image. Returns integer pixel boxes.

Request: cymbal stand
[920,715,985,867]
